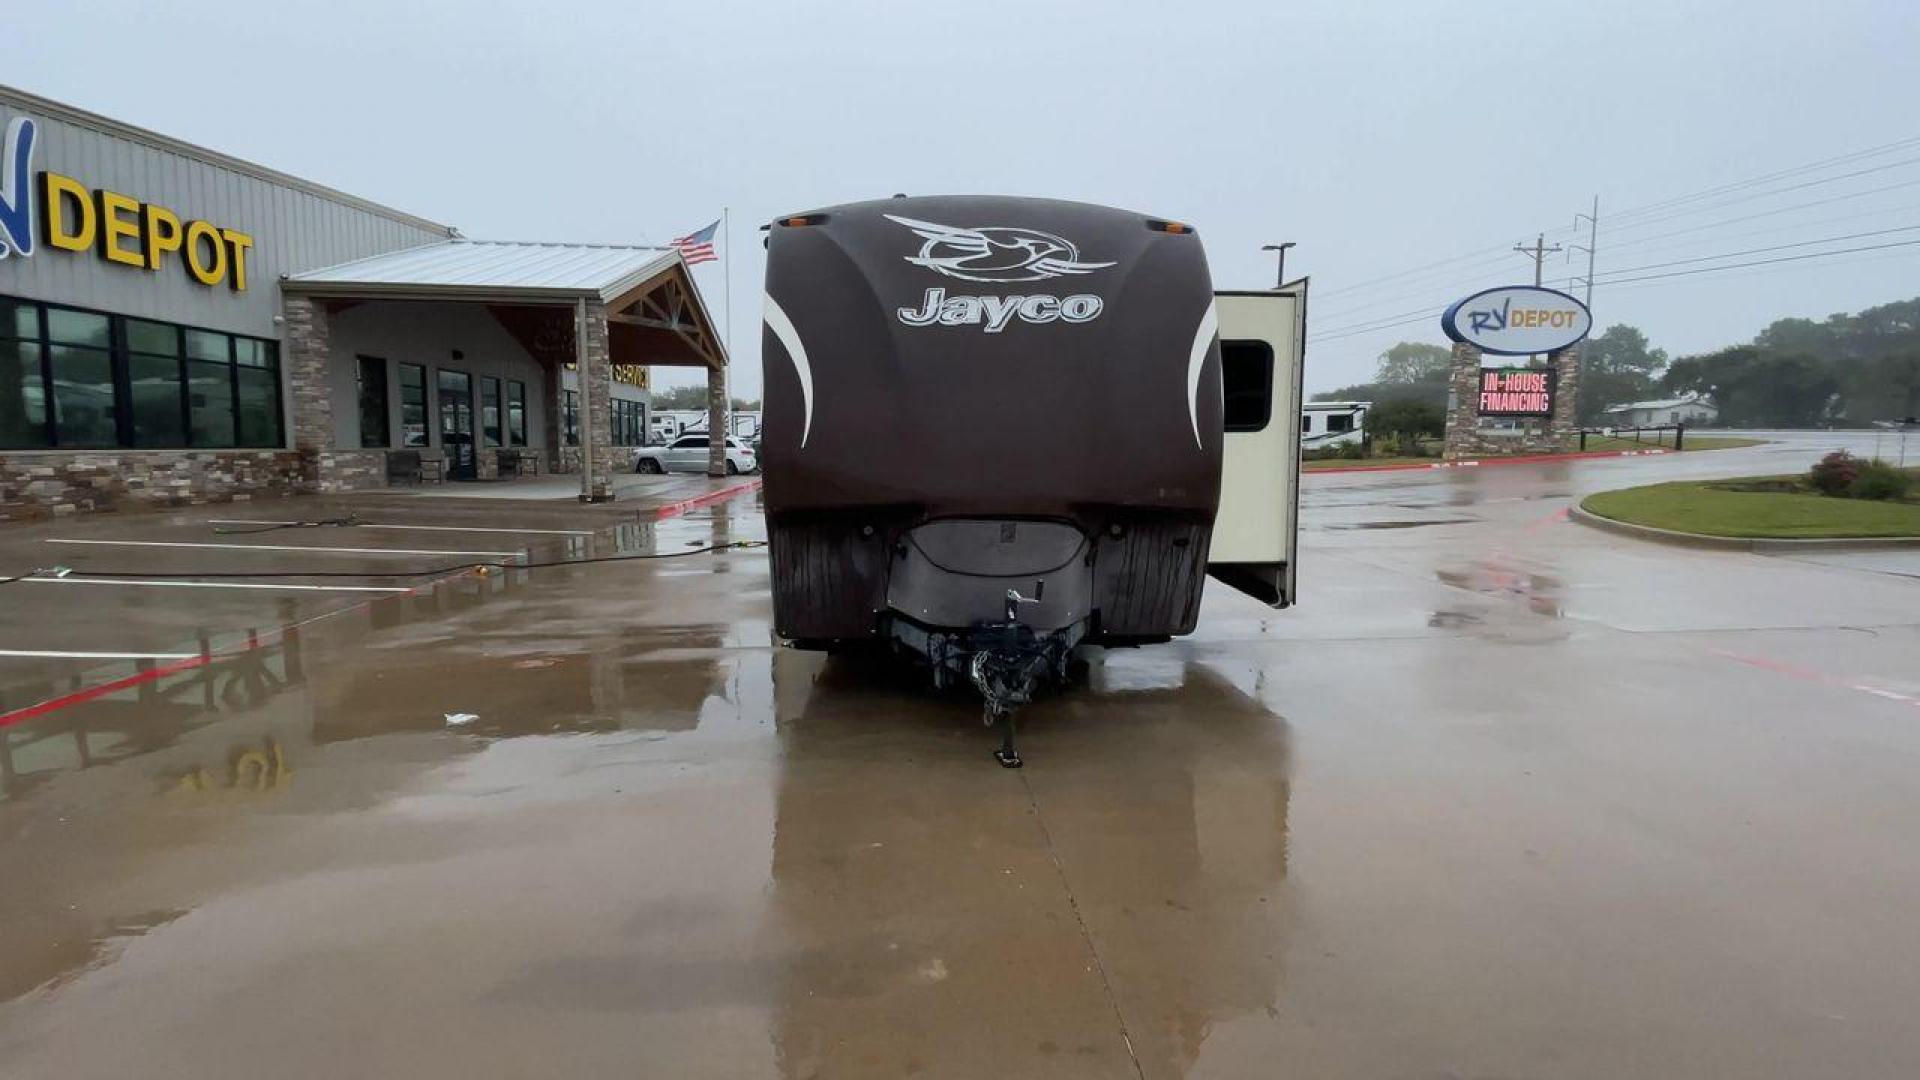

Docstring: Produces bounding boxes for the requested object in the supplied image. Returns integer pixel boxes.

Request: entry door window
[437,369,476,479]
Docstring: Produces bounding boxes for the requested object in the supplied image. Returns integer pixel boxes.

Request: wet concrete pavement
[3,434,1919,1078]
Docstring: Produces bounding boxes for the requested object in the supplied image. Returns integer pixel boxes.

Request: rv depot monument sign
[1438,285,1592,459]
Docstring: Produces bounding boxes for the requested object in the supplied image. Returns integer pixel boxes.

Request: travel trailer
[759,195,1305,762]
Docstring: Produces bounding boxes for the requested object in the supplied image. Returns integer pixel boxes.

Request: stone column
[1550,343,1581,448]
[1441,340,1484,461]
[579,299,615,502]
[542,355,564,472]
[282,294,335,491]
[706,364,728,477]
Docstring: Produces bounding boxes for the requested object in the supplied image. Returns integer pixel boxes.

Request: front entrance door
[437,369,476,480]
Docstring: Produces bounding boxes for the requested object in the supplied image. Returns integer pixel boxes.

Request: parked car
[634,435,758,475]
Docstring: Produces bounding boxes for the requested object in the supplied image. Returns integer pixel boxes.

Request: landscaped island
[1581,456,1920,540]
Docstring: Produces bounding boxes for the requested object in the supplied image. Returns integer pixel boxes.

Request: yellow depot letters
[37,170,253,291]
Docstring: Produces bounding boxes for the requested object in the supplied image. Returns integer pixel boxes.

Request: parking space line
[46,539,523,558]
[19,577,411,594]
[207,519,595,536]
[0,649,199,660]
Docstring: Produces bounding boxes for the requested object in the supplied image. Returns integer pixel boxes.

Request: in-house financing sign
[1441,285,1591,356]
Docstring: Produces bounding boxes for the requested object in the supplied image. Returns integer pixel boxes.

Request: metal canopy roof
[284,239,683,302]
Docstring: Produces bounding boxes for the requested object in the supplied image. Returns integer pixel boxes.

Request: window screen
[1220,339,1274,433]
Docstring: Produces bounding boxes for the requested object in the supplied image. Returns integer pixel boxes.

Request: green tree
[652,385,710,410]
[1578,324,1668,425]
[1373,342,1452,384]
[1365,399,1445,444]
[1312,380,1448,410]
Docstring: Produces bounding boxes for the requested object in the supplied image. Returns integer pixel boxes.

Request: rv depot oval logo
[884,214,1115,283]
[1441,285,1592,356]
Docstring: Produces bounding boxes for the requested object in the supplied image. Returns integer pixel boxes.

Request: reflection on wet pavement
[3,439,1920,1077]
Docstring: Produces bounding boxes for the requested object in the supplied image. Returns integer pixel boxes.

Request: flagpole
[722,207,733,433]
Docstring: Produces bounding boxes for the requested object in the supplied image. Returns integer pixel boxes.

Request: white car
[634,434,758,475]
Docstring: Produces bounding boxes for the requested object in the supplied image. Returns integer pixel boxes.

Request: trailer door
[1206,287,1307,607]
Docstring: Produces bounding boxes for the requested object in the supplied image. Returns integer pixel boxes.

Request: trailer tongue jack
[967,589,1051,768]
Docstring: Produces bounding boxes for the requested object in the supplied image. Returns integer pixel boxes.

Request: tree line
[1314,295,1920,435]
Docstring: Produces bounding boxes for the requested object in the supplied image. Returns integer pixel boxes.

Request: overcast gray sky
[10,0,1918,396]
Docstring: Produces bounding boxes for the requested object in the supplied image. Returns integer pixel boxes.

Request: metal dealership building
[0,85,731,519]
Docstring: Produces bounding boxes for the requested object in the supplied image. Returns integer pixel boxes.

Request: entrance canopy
[283,238,732,500]
[285,239,726,370]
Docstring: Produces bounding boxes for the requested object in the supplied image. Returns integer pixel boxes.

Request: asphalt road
[1,433,1917,1079]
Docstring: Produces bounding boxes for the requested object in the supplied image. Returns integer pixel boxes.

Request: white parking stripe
[46,539,523,558]
[0,649,199,660]
[19,577,411,594]
[206,519,594,537]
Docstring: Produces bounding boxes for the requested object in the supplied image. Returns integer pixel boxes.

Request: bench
[386,450,446,485]
[496,449,539,477]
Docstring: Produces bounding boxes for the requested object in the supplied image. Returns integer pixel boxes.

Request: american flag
[672,219,720,265]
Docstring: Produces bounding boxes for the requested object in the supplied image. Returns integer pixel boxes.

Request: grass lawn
[1583,475,1920,539]
[1302,435,1763,471]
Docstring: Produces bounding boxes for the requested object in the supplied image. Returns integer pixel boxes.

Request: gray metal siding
[0,89,450,340]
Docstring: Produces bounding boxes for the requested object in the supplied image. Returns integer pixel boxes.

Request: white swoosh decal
[763,294,813,448]
[1186,302,1218,449]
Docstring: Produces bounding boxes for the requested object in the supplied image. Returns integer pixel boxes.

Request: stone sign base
[1441,341,1582,461]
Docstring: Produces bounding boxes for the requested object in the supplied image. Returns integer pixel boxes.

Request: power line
[1596,223,1920,277]
[1320,181,1920,326]
[1316,136,1920,310]
[1586,246,1920,295]
[1590,238,1920,286]
[1597,152,1920,232]
[1604,134,1920,224]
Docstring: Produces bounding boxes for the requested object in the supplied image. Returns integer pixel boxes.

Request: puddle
[1329,518,1476,531]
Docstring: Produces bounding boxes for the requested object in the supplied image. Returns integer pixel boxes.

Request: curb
[1568,502,1920,552]
[1306,447,1671,476]
[654,477,763,519]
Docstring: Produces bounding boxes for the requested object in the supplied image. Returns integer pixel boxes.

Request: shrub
[1808,450,1859,496]
[1850,459,1913,501]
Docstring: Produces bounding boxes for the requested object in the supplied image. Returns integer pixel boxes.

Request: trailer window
[1220,339,1273,432]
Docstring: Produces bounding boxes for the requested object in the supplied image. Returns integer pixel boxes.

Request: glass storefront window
[1,297,281,451]
[128,352,186,447]
[188,360,236,446]
[399,362,428,447]
[236,366,280,447]
[185,329,229,363]
[1,338,49,448]
[49,344,118,447]
[47,308,110,348]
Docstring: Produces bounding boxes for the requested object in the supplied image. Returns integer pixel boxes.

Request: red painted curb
[653,477,763,519]
[1305,447,1670,476]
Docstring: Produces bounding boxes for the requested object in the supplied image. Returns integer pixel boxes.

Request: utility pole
[1262,242,1296,288]
[1571,195,1599,309]
[1513,233,1564,286]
